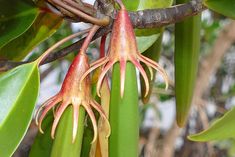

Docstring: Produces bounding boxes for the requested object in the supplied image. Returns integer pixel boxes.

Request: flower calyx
[36,53,110,143]
[81,0,169,98]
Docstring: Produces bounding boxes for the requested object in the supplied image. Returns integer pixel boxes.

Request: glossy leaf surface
[0,0,38,49]
[0,12,62,60]
[204,0,235,19]
[188,107,235,141]
[0,62,39,157]
[136,29,161,53]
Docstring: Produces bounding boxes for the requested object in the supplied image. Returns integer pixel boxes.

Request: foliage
[0,62,39,157]
[0,12,62,60]
[0,0,235,157]
[175,0,201,127]
[204,0,235,19]
[188,106,235,141]
[0,0,38,50]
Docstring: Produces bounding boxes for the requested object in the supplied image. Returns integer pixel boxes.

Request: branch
[129,0,205,29]
[0,1,206,71]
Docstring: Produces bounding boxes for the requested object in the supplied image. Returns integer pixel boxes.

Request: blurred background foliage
[10,3,235,157]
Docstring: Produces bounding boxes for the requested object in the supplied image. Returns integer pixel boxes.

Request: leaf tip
[176,114,187,128]
[187,133,207,142]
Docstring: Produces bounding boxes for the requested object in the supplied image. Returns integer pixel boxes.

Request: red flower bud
[81,1,169,98]
[36,53,110,143]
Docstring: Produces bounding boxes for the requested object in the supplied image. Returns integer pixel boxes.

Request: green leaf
[204,0,235,19]
[137,0,173,103]
[0,0,39,50]
[136,29,161,53]
[0,62,40,157]
[109,63,139,157]
[188,107,235,142]
[175,0,201,127]
[136,0,173,53]
[0,12,62,61]
[138,0,173,9]
[122,0,140,11]
[80,125,93,157]
[29,112,53,157]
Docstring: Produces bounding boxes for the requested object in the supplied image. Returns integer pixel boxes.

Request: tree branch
[129,0,205,29]
[0,0,206,71]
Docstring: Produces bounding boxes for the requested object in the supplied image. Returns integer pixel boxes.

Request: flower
[81,2,169,98]
[35,53,110,143]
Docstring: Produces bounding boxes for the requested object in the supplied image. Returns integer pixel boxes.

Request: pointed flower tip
[164,78,169,91]
[176,115,187,128]
[72,137,76,144]
[51,133,55,140]
[97,89,101,97]
[79,83,83,91]
[116,0,126,10]
[90,134,98,144]
[35,119,39,126]
[144,81,150,98]
[39,127,44,134]
[72,131,77,144]
[120,90,124,98]
[165,83,169,90]
[120,79,125,98]
[51,127,56,139]
[144,91,148,98]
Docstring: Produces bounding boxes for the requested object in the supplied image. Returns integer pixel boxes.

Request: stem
[129,1,205,28]
[36,29,90,65]
[51,0,110,26]
[115,0,125,9]
[100,35,107,58]
[0,1,206,71]
[80,25,100,54]
[109,62,139,157]
[64,0,95,16]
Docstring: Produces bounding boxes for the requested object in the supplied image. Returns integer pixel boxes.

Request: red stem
[39,7,54,14]
[100,35,107,58]
[80,25,100,54]
[115,0,125,9]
